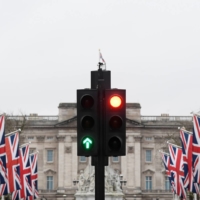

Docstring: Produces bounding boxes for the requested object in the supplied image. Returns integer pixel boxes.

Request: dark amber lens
[109,116,122,130]
[108,137,121,151]
[82,116,94,130]
[81,95,94,109]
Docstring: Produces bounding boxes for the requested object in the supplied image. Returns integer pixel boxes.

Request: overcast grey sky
[0,0,200,116]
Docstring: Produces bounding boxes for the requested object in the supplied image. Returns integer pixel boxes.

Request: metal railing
[141,116,192,121]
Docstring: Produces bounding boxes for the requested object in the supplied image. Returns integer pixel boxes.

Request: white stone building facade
[18,103,193,200]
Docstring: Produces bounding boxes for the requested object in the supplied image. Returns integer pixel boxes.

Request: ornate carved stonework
[36,136,45,142]
[76,165,123,194]
[71,135,77,142]
[134,136,142,142]
[65,146,72,153]
[56,135,66,142]
[154,136,164,143]
[142,169,155,175]
[44,169,57,175]
[128,146,134,153]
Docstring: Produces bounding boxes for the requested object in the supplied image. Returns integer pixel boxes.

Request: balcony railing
[7,116,58,121]
[7,115,192,122]
[141,116,192,122]
[39,189,57,193]
[142,189,172,193]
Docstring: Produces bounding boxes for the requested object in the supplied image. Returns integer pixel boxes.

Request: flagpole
[99,49,106,70]
[5,129,21,137]
[30,150,39,156]
[194,193,197,200]
[167,141,182,149]
[19,141,31,148]
[191,112,200,117]
[178,127,193,135]
[159,150,169,155]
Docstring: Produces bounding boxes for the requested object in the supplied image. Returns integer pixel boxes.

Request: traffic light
[77,89,99,156]
[104,89,126,156]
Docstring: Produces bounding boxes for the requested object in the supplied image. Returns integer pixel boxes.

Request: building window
[47,150,53,162]
[145,137,152,141]
[27,136,34,140]
[145,176,152,190]
[112,156,119,162]
[47,176,53,190]
[165,176,171,190]
[146,150,152,162]
[79,156,87,162]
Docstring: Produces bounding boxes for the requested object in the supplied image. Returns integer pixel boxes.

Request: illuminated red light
[110,96,122,108]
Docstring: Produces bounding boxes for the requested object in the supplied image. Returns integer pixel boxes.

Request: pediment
[55,116,143,127]
[44,169,57,174]
[54,116,77,127]
[142,169,155,174]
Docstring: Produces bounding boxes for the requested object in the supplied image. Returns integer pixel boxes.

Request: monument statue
[76,165,123,194]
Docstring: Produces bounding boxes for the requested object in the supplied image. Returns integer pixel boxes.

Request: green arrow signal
[83,138,92,149]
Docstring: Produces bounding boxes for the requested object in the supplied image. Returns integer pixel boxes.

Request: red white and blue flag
[180,128,199,194]
[12,189,21,200]
[29,153,39,199]
[26,153,39,200]
[180,129,193,190]
[192,114,200,185]
[0,114,7,185]
[0,179,9,196]
[160,151,175,192]
[12,144,33,200]
[168,142,186,199]
[5,131,21,193]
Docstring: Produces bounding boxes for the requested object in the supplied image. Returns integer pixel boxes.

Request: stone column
[126,136,134,188]
[154,136,165,190]
[57,135,66,192]
[64,136,72,187]
[121,146,127,183]
[134,136,142,191]
[36,136,45,190]
[71,136,78,185]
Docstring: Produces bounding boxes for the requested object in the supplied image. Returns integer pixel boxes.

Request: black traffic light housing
[77,89,99,156]
[104,89,126,156]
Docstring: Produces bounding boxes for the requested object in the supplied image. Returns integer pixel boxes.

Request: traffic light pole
[77,64,126,200]
[96,74,104,200]
[91,67,110,200]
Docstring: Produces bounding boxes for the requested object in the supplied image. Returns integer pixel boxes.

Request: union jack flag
[180,129,193,191]
[12,190,21,200]
[27,153,39,200]
[160,151,175,192]
[30,153,39,199]
[192,114,200,184]
[0,177,9,195]
[5,132,21,192]
[168,143,186,199]
[0,114,7,185]
[12,144,32,200]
